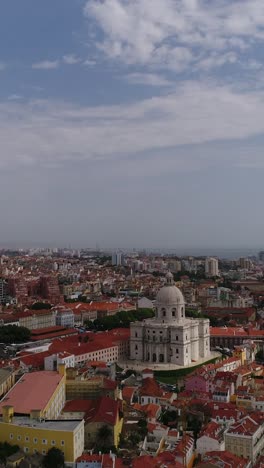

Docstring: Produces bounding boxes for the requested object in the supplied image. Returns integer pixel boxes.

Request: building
[0,368,16,399]
[0,407,84,466]
[224,415,264,463]
[18,309,56,330]
[8,277,28,305]
[0,367,66,420]
[55,307,75,328]
[205,258,219,277]
[130,272,210,366]
[196,422,225,455]
[111,252,123,266]
[44,352,75,371]
[40,275,61,304]
[62,396,123,449]
[0,279,8,304]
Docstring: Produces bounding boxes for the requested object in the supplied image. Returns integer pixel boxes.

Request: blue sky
[1,0,264,249]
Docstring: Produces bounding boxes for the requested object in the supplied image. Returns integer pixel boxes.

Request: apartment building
[0,406,84,466]
[225,415,264,463]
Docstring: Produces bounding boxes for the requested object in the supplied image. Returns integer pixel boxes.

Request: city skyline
[1,1,264,247]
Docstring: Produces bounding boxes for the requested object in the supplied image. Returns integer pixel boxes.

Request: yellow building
[0,406,84,466]
[61,396,123,449]
[0,366,66,420]
[0,368,16,399]
[233,347,247,365]
[65,368,118,400]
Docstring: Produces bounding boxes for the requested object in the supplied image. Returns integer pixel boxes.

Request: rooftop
[0,371,64,415]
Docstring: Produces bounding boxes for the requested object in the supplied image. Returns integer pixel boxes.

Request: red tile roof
[0,371,63,414]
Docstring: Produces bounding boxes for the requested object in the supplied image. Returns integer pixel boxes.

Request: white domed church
[130,272,210,366]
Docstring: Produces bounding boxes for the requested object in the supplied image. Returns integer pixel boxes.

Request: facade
[19,309,56,330]
[44,352,75,371]
[0,367,66,420]
[225,415,264,463]
[0,368,16,399]
[0,407,84,466]
[205,257,219,277]
[0,279,8,304]
[55,307,75,328]
[130,272,210,366]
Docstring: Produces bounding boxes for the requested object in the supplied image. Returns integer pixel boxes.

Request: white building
[196,422,225,455]
[205,257,219,277]
[130,272,210,366]
[44,352,75,371]
[55,307,75,328]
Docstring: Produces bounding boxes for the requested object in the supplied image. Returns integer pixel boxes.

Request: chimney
[30,409,42,421]
[58,363,66,377]
[2,405,14,423]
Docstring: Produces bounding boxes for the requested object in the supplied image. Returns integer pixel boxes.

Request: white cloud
[2,81,264,171]
[84,0,264,72]
[125,73,172,87]
[32,60,59,70]
[83,59,96,66]
[63,54,80,65]
[7,94,23,101]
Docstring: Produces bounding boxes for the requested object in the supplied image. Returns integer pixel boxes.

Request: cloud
[84,0,264,72]
[7,94,23,101]
[2,81,264,171]
[83,59,96,66]
[32,60,59,70]
[125,73,172,87]
[63,54,80,65]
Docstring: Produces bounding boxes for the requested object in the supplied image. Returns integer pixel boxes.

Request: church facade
[130,272,210,366]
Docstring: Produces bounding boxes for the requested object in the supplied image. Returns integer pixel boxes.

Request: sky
[1,0,264,250]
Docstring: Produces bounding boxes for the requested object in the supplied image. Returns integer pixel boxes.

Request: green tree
[95,425,113,451]
[0,442,19,463]
[42,447,65,468]
[0,325,31,344]
[31,302,51,310]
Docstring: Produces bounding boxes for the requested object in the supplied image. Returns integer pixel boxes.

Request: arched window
[135,345,138,350]
[181,307,184,317]
[172,308,176,317]
[159,354,164,363]
[135,332,138,338]
[153,353,157,362]
[147,352,150,361]
[162,308,166,317]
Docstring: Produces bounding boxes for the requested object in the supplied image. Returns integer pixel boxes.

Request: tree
[42,447,65,468]
[31,302,51,310]
[0,442,19,463]
[95,424,113,451]
[0,325,31,344]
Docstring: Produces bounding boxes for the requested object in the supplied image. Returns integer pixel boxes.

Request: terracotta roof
[139,378,163,398]
[0,371,64,414]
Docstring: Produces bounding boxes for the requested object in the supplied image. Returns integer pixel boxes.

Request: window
[176,348,179,354]
[9,434,13,440]
[17,435,21,441]
[25,436,29,442]
[24,447,29,453]
[176,335,178,341]
[61,440,65,446]
[51,440,56,446]
[135,345,138,350]
[163,309,166,317]
[42,450,46,455]
[135,332,138,338]
[186,335,188,340]
[33,438,38,444]
[181,307,184,317]
[172,308,176,317]
[42,439,47,445]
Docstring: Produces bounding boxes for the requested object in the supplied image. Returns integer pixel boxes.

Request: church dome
[156,272,184,306]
